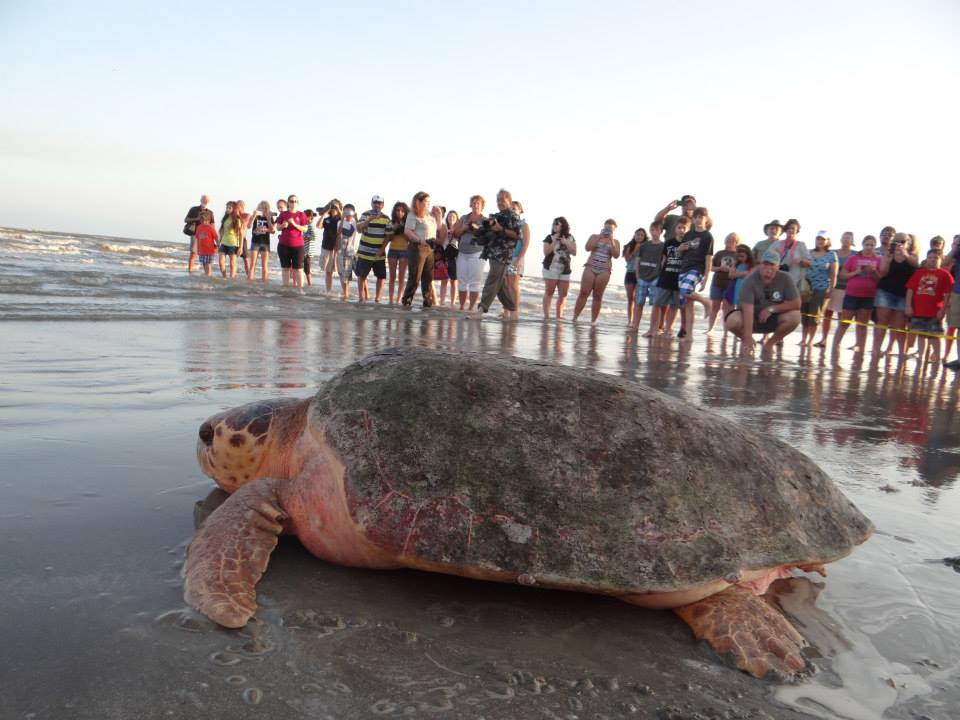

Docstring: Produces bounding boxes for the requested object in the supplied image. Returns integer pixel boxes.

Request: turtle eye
[199,422,215,447]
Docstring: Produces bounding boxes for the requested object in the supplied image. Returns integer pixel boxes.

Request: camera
[472,215,500,246]
[270,212,278,219]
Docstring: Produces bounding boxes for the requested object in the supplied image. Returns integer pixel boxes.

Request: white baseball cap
[371,194,384,204]
[815,230,829,239]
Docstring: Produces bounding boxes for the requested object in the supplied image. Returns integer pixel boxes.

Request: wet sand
[1,312,958,719]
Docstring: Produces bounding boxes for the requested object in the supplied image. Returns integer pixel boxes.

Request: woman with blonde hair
[704,232,739,333]
[217,201,243,278]
[247,201,274,282]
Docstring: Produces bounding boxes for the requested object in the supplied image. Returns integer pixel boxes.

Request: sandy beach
[1,312,958,720]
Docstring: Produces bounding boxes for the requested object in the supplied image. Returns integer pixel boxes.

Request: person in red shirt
[193,210,219,277]
[275,194,310,288]
[905,250,954,365]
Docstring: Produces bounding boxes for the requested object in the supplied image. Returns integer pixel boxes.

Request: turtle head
[196,397,310,492]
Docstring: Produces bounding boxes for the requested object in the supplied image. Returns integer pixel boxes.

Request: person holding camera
[316,199,342,294]
[573,219,621,324]
[654,194,697,242]
[833,235,882,354]
[541,217,576,319]
[247,201,275,283]
[452,195,487,311]
[470,189,523,318]
[275,194,309,288]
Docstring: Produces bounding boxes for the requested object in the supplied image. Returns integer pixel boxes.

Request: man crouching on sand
[725,249,801,355]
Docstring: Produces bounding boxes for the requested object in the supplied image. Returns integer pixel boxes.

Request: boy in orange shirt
[194,210,219,277]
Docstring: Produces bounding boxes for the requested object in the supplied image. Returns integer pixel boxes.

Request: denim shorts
[842,294,874,312]
[635,278,658,306]
[624,270,637,286]
[874,288,906,311]
[709,283,727,301]
[910,316,944,335]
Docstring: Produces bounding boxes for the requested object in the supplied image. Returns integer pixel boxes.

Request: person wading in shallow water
[183,194,211,274]
[470,189,522,318]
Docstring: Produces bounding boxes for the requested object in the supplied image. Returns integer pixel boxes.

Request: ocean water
[0,226,635,322]
[1,226,959,719]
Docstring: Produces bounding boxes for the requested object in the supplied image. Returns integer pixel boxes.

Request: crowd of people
[181,192,960,369]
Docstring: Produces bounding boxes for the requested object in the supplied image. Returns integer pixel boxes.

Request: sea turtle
[184,348,873,679]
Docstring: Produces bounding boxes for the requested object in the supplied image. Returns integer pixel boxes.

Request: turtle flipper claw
[675,585,809,679]
[183,478,286,628]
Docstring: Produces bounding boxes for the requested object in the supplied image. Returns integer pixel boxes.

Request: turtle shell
[310,348,872,594]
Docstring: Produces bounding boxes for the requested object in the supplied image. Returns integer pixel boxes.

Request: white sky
[1,0,958,248]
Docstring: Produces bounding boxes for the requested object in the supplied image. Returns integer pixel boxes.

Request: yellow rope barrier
[802,312,958,341]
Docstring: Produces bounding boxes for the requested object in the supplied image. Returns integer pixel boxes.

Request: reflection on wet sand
[1,316,957,719]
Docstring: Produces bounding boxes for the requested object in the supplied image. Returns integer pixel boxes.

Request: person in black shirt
[317,199,342,294]
[676,207,714,340]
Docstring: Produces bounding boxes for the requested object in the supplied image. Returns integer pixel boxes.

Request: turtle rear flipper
[183,478,287,628]
[674,585,809,679]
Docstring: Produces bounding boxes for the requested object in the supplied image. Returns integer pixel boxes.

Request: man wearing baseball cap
[654,194,697,242]
[355,195,390,302]
[724,249,801,355]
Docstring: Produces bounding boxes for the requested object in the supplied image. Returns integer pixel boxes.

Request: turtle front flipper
[674,585,809,679]
[183,477,287,628]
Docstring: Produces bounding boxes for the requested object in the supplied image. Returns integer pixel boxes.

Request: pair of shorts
[708,283,728,301]
[250,241,270,253]
[948,295,960,328]
[635,278,658,306]
[652,287,681,309]
[446,255,457,281]
[277,244,305,270]
[677,270,702,297]
[303,255,312,275]
[199,254,214,266]
[800,289,829,327]
[316,249,336,273]
[542,265,572,281]
[219,245,238,256]
[337,252,355,281]
[388,248,407,261]
[726,308,779,335]
[874,288,906,311]
[457,252,485,292]
[842,294,874,312]
[355,257,386,280]
[624,270,637,286]
[910,316,944,335]
[827,288,845,314]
